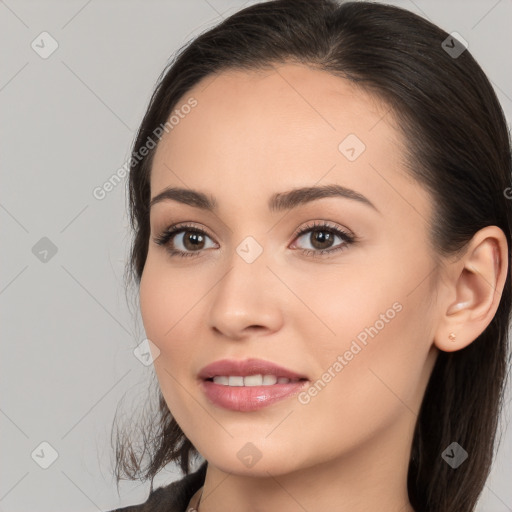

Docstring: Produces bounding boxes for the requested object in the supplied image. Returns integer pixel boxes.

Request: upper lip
[198,358,308,380]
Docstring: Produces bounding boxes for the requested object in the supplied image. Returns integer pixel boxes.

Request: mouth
[206,374,307,386]
[198,357,308,381]
[198,358,310,411]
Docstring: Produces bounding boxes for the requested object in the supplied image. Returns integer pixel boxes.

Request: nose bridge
[207,234,283,337]
[217,234,270,304]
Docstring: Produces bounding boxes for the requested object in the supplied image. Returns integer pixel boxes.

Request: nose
[207,246,284,341]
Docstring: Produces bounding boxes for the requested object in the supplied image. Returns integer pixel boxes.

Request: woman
[108,0,512,510]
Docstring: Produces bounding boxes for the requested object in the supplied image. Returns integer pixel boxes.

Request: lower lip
[200,379,309,412]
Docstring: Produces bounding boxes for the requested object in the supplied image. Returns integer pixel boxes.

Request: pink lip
[198,358,310,412]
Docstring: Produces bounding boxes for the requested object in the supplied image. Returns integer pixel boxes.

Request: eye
[290,220,356,258]
[153,220,357,259]
[153,222,217,258]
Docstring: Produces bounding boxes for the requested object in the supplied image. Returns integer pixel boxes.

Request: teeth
[245,374,264,386]
[228,376,244,386]
[212,374,296,386]
[212,376,229,385]
[262,375,277,385]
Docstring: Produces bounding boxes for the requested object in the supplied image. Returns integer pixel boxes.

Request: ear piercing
[447,301,468,342]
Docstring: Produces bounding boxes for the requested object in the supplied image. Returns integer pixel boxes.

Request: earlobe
[433,226,508,353]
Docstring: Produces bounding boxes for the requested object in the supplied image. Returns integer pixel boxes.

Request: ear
[434,226,509,353]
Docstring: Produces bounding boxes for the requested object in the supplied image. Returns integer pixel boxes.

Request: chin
[195,437,307,477]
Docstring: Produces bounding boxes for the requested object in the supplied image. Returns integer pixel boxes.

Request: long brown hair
[111,1,512,510]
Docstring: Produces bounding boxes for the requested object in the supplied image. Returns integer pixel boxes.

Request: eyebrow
[149,184,379,214]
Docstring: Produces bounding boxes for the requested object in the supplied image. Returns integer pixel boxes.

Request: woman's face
[139,63,441,476]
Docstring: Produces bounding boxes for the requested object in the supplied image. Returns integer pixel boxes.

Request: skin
[139,63,508,512]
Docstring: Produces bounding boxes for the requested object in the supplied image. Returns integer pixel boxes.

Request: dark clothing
[106,462,207,512]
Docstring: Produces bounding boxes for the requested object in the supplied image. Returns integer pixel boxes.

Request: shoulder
[105,462,207,512]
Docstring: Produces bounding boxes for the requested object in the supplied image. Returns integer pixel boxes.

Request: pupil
[184,231,204,250]
[312,230,332,249]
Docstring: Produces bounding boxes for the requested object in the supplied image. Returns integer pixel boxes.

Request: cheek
[306,238,435,355]
[139,255,197,375]
[292,303,432,466]
[286,258,404,359]
[139,258,201,415]
[292,248,435,405]
[140,252,197,342]
[139,251,223,384]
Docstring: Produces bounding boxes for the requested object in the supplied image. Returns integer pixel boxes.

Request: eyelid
[290,219,355,241]
[154,220,217,241]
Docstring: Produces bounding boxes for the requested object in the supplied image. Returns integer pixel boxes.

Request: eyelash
[153,220,357,259]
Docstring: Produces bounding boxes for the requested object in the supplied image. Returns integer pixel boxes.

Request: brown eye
[153,224,217,258]
[180,230,207,251]
[302,229,336,250]
[292,221,356,257]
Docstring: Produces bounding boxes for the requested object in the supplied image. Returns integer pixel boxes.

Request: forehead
[150,63,428,222]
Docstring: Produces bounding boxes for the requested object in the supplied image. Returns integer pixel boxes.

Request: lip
[198,358,310,412]
[198,358,308,380]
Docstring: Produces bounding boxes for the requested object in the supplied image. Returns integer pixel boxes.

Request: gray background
[1,0,511,510]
